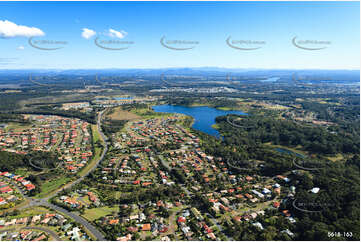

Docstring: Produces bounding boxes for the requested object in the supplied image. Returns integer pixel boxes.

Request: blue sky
[0,1,359,69]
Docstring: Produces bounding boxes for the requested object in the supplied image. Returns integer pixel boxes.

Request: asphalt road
[158,155,192,197]
[205,212,233,241]
[45,110,109,200]
[24,226,61,240]
[26,199,104,240]
[18,111,108,241]
[0,226,60,240]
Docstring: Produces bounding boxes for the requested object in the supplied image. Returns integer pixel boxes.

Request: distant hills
[0,68,359,82]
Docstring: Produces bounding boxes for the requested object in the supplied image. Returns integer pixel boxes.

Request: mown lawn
[5,122,31,132]
[107,107,141,121]
[8,206,50,219]
[78,124,103,177]
[82,206,119,221]
[131,108,173,119]
[326,153,344,162]
[35,176,71,198]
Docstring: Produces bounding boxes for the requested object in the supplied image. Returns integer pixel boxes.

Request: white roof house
[310,187,320,193]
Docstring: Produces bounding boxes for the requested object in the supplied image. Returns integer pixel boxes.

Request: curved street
[0,224,61,240]
[26,199,105,240]
[17,110,108,241]
[24,226,61,241]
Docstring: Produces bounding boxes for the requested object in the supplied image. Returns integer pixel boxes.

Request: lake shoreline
[152,104,247,137]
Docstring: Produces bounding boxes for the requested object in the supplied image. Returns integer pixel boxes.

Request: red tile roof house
[87,192,97,202]
[45,214,56,218]
[177,216,186,223]
[219,204,229,212]
[0,186,13,193]
[159,226,169,233]
[24,183,36,191]
[273,202,281,208]
[33,234,47,241]
[20,230,32,240]
[142,182,152,187]
[109,219,119,225]
[245,176,253,181]
[235,194,245,200]
[0,197,7,205]
[16,177,24,182]
[233,216,242,222]
[127,226,138,233]
[142,223,151,231]
[282,210,291,217]
[202,223,213,234]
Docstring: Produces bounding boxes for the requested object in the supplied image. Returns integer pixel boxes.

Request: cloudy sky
[0,1,359,69]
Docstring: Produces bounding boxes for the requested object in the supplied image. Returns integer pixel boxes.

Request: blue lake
[260,77,280,82]
[152,105,247,137]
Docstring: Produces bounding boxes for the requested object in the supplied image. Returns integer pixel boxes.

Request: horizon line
[0,67,359,71]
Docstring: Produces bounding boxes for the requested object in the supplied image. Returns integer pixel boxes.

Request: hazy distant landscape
[0,1,359,241]
[0,67,359,241]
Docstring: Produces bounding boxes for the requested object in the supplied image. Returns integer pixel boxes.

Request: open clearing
[107,107,141,121]
[82,206,119,221]
[8,206,50,219]
[35,176,71,199]
[78,124,103,177]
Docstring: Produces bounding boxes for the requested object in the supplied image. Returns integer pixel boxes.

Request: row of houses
[0,115,92,174]
[0,229,48,241]
[0,213,89,241]
[59,190,100,209]
[0,171,36,193]
[0,213,66,228]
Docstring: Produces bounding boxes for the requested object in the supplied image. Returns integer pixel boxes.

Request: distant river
[260,77,280,82]
[152,105,247,137]
[274,147,305,158]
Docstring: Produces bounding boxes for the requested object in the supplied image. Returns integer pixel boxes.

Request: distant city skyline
[0,1,359,70]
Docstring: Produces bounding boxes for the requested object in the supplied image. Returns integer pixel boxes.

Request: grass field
[78,124,103,177]
[92,124,102,142]
[33,124,103,197]
[82,206,119,221]
[35,176,71,199]
[131,107,173,119]
[326,153,344,162]
[8,206,50,219]
[5,122,30,132]
[14,168,31,177]
[107,107,141,120]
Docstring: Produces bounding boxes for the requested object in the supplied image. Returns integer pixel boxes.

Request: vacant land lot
[35,176,71,199]
[8,206,50,219]
[78,124,103,177]
[107,107,140,121]
[82,206,119,221]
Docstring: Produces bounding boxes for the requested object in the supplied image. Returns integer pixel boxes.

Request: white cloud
[0,20,44,38]
[108,29,127,39]
[81,28,96,39]
[17,45,25,50]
